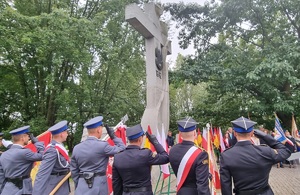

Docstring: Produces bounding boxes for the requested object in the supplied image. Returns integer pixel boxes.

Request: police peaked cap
[10,126,30,135]
[231,116,257,133]
[49,120,69,135]
[126,124,145,140]
[177,117,198,132]
[84,116,103,129]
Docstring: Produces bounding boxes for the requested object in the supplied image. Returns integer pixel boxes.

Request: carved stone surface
[126,3,171,134]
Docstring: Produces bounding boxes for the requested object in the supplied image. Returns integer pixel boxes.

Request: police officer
[220,116,291,195]
[0,126,44,195]
[112,124,169,195]
[0,132,13,192]
[70,116,126,195]
[169,117,210,195]
[32,120,70,195]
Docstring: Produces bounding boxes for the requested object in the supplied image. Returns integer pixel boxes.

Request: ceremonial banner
[159,124,170,179]
[218,127,226,152]
[292,115,299,139]
[274,113,294,146]
[144,125,156,152]
[207,124,221,195]
[106,126,127,195]
[195,128,202,147]
[202,127,208,151]
[25,131,52,184]
[213,127,220,149]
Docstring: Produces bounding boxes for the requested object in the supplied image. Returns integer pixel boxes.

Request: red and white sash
[46,143,70,162]
[176,146,202,191]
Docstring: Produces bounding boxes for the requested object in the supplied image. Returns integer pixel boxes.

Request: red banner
[25,131,52,184]
[25,131,52,152]
[106,126,126,195]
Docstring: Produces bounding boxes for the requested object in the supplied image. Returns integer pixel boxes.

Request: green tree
[166,0,300,129]
[0,0,147,149]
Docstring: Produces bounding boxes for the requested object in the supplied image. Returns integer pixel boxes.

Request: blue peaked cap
[10,125,30,135]
[84,116,103,129]
[177,117,198,132]
[231,116,257,133]
[126,124,145,140]
[49,120,68,135]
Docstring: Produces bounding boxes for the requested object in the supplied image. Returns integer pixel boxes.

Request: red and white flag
[218,127,226,152]
[161,124,170,179]
[202,127,208,151]
[157,125,170,179]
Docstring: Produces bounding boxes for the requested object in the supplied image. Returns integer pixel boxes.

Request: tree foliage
[166,0,300,130]
[0,0,147,149]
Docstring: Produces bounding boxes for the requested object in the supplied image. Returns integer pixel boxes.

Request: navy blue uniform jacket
[220,140,291,195]
[112,144,169,195]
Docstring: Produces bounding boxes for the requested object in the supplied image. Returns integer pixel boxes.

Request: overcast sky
[159,0,207,66]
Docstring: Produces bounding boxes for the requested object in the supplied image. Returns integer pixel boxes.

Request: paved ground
[69,163,300,194]
[155,163,300,195]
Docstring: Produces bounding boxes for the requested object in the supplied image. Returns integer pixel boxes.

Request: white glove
[2,139,13,148]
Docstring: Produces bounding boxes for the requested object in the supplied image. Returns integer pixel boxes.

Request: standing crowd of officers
[0,115,292,195]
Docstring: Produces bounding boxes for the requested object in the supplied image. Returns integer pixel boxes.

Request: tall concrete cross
[125,3,171,134]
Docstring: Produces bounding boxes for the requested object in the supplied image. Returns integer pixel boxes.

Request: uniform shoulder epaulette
[140,148,148,150]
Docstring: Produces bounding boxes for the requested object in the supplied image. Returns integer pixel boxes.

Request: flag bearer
[33,120,70,195]
[169,117,210,195]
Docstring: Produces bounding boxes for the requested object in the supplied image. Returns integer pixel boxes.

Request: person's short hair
[181,130,195,139]
[12,134,24,142]
[235,131,252,138]
[87,128,98,134]
[129,136,141,143]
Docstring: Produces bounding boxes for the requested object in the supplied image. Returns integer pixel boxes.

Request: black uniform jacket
[220,140,291,195]
[169,141,210,195]
[112,144,169,195]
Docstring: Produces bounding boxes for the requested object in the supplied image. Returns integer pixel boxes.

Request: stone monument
[125,3,171,133]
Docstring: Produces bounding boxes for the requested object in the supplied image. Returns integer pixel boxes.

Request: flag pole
[49,172,71,195]
[210,120,215,195]
[206,122,213,194]
[102,114,128,140]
